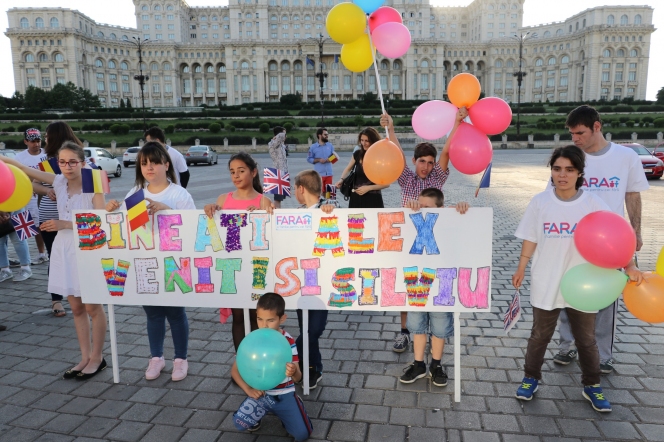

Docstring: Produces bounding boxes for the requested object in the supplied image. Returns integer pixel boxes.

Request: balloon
[0,161,17,204]
[353,0,385,14]
[371,22,411,59]
[325,3,366,45]
[448,122,493,175]
[368,6,402,33]
[574,211,636,269]
[560,263,628,312]
[447,73,481,109]
[236,328,293,391]
[0,165,33,212]
[467,97,513,135]
[623,272,664,323]
[656,247,664,277]
[341,34,375,73]
[412,100,458,140]
[363,139,405,185]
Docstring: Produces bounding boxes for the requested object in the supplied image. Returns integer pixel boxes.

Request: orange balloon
[447,73,481,109]
[623,272,664,323]
[363,139,405,185]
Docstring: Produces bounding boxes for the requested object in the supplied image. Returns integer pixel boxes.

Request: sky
[1,0,661,100]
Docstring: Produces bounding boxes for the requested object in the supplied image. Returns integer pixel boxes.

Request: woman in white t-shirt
[107,142,195,383]
[511,145,642,413]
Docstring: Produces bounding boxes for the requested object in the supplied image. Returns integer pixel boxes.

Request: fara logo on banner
[275,212,313,230]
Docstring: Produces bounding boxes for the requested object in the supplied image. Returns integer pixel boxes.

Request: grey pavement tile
[39,413,89,434]
[320,402,355,420]
[10,409,59,429]
[217,433,256,442]
[89,399,133,418]
[4,389,48,407]
[350,388,384,405]
[595,420,642,440]
[517,415,560,435]
[481,414,521,432]
[70,416,119,438]
[326,421,367,442]
[382,390,417,407]
[184,409,227,429]
[104,421,153,442]
[353,404,390,423]
[636,423,664,442]
[317,386,352,402]
[557,418,601,438]
[407,427,447,440]
[366,424,406,442]
[181,391,224,411]
[157,389,198,407]
[449,395,487,412]
[0,426,43,442]
[443,410,482,430]
[501,435,540,442]
[33,433,76,442]
[461,431,501,442]
[139,424,187,442]
[119,403,164,423]
[151,406,195,426]
[179,428,222,442]
[58,397,103,416]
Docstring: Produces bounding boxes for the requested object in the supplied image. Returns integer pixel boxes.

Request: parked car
[123,146,140,168]
[83,147,122,177]
[0,149,17,159]
[652,142,664,162]
[185,145,218,166]
[621,143,664,180]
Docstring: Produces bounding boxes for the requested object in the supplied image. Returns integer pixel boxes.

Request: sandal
[51,301,66,317]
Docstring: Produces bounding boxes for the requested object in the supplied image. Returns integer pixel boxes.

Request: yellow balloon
[341,34,375,73]
[657,246,664,277]
[326,3,367,44]
[0,165,33,212]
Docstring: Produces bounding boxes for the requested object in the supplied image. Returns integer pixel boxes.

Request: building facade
[5,0,655,107]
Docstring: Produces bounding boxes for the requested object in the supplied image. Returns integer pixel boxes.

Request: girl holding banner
[1,142,109,380]
[106,142,195,381]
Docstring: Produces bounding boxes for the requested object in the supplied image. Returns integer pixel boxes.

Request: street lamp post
[511,31,537,140]
[131,37,150,131]
[305,34,329,124]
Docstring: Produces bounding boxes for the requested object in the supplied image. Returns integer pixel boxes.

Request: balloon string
[366,26,389,140]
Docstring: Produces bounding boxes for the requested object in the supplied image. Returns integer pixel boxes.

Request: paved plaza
[0,149,663,442]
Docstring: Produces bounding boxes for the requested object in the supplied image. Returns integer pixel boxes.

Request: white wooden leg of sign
[454,311,461,403]
[108,304,120,384]
[302,309,310,396]
[243,308,251,337]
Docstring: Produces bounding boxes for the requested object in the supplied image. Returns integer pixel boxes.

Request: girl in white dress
[1,142,108,380]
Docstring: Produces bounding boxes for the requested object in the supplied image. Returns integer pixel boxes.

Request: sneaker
[515,377,539,401]
[392,332,411,353]
[13,268,32,282]
[37,255,49,264]
[600,359,614,375]
[0,269,13,283]
[145,356,165,380]
[307,367,322,390]
[430,364,448,387]
[399,362,427,384]
[8,259,20,268]
[246,421,261,432]
[553,349,578,365]
[172,358,188,381]
[583,384,612,412]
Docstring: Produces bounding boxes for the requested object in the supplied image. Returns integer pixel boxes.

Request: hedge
[0,113,59,121]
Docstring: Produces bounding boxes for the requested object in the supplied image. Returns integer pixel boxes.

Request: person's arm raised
[0,156,56,185]
[380,113,404,162]
[439,107,468,171]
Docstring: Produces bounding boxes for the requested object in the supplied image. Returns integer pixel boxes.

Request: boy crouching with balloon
[231,293,312,440]
[511,145,642,413]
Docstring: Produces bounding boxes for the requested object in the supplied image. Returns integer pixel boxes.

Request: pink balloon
[468,97,513,135]
[574,211,636,269]
[0,161,16,204]
[449,122,493,175]
[412,100,458,140]
[371,22,411,59]
[368,6,402,33]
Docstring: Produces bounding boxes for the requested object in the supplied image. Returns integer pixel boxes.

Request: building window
[35,17,44,28]
[50,17,59,28]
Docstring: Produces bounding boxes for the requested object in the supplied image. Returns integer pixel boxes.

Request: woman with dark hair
[511,145,642,412]
[335,127,388,208]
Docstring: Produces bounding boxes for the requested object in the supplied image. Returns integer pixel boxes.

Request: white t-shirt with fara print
[515,188,610,311]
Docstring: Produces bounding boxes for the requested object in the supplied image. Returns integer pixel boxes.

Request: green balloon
[561,263,629,311]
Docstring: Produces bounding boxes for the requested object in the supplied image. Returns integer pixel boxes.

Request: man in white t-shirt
[15,128,48,263]
[143,127,190,188]
[553,105,649,375]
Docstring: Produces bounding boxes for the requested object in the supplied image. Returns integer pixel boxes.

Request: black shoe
[430,364,448,387]
[553,349,578,365]
[0,324,6,332]
[308,368,322,390]
[75,358,107,381]
[246,421,261,432]
[9,259,20,268]
[399,362,427,384]
[62,367,82,379]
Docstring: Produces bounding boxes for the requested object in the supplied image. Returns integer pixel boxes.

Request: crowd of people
[0,104,649,439]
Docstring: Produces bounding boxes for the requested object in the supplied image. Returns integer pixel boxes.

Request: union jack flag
[263,167,291,197]
[10,211,39,241]
[503,289,521,333]
[325,184,337,200]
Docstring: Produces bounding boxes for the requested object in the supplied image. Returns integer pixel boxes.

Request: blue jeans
[233,392,312,441]
[142,306,189,360]
[407,311,454,339]
[296,309,328,373]
[0,211,31,268]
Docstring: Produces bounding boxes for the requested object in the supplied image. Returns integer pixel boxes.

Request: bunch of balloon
[622,245,664,324]
[0,162,31,212]
[560,211,635,312]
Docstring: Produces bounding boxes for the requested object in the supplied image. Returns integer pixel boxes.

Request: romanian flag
[38,157,61,174]
[475,162,492,198]
[328,153,339,164]
[125,189,149,232]
[81,169,110,194]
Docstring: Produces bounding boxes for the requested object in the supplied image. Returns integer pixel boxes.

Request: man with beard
[307,128,337,191]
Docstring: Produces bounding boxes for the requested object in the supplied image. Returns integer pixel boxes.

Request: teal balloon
[236,328,292,391]
[353,0,385,14]
[561,263,628,311]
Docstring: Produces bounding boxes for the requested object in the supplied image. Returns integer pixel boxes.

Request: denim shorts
[407,311,454,339]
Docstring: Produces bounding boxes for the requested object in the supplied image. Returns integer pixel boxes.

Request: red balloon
[468,97,513,135]
[363,139,404,185]
[574,210,636,269]
[368,6,402,33]
[449,122,493,175]
[0,161,17,204]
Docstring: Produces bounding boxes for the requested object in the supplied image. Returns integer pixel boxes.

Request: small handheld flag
[328,153,339,164]
[81,169,110,194]
[325,184,337,200]
[38,157,61,175]
[503,289,522,333]
[263,167,291,197]
[475,162,492,198]
[11,211,39,241]
[125,189,150,232]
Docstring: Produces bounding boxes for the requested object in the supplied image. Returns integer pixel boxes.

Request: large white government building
[5,0,655,108]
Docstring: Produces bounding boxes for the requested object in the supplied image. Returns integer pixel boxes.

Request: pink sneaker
[145,356,165,380]
[172,358,188,381]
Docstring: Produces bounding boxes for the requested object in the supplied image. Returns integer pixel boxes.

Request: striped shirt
[265,329,298,396]
[397,162,450,207]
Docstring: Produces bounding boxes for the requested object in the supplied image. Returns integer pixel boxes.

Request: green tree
[46,82,79,109]
[209,123,221,133]
[127,99,133,109]
[120,98,125,109]
[280,93,303,106]
[362,92,377,103]
[657,86,664,104]
[24,86,48,111]
[75,87,101,110]
[259,122,270,133]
